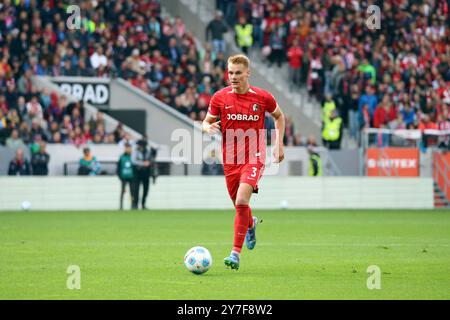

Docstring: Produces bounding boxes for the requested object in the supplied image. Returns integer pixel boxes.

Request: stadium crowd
[0,0,303,151]
[0,1,150,152]
[218,0,450,147]
[1,0,447,153]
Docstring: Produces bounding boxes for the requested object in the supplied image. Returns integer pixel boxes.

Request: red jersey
[208,85,277,168]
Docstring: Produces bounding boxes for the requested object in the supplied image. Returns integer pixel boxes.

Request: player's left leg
[241,162,264,250]
[231,201,254,229]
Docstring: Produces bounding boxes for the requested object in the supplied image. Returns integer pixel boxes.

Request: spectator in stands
[347,85,361,141]
[30,118,48,143]
[373,98,394,129]
[16,96,28,123]
[61,59,76,76]
[419,114,439,148]
[268,21,286,68]
[388,113,407,131]
[248,0,264,48]
[51,131,62,144]
[6,129,26,151]
[90,45,108,70]
[125,48,145,76]
[373,96,397,147]
[401,104,416,128]
[18,121,31,144]
[357,58,377,85]
[206,11,228,55]
[31,141,50,176]
[234,16,253,55]
[418,114,438,131]
[8,148,31,176]
[17,69,34,97]
[0,109,7,141]
[5,80,19,111]
[6,108,21,130]
[118,132,134,149]
[287,38,303,91]
[217,0,238,26]
[307,52,324,102]
[213,51,227,70]
[284,115,295,146]
[0,95,8,114]
[74,59,93,77]
[293,133,306,147]
[40,88,51,111]
[358,86,378,120]
[78,147,101,176]
[26,95,44,123]
[167,37,182,66]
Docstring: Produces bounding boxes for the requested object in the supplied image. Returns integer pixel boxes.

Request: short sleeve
[208,93,221,117]
[266,91,277,113]
[265,91,277,113]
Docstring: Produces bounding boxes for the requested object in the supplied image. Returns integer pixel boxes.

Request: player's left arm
[270,104,285,163]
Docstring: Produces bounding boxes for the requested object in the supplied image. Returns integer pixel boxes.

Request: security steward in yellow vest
[308,146,322,176]
[322,109,343,150]
[235,16,253,55]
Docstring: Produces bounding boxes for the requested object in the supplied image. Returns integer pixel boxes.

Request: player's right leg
[224,182,253,270]
[224,251,240,270]
[234,201,257,250]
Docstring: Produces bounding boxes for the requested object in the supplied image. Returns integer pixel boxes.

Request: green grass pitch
[0,209,449,299]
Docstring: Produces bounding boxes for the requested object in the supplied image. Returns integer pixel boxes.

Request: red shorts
[224,162,265,200]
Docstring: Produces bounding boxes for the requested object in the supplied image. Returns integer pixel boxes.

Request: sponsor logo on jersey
[227,113,260,121]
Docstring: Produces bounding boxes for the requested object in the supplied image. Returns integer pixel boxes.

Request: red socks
[233,204,250,253]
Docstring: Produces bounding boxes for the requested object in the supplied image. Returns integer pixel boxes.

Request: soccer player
[201,54,285,270]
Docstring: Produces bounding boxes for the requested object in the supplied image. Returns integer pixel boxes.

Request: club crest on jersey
[252,104,259,112]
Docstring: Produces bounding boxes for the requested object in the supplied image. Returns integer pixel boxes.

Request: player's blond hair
[227,54,250,69]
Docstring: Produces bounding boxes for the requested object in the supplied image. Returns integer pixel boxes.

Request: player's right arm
[201,92,221,135]
[202,114,221,135]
